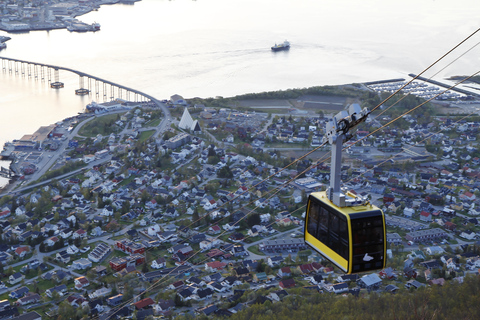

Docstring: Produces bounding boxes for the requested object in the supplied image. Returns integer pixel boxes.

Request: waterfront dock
[409,73,480,98]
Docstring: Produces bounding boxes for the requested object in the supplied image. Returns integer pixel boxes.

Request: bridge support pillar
[50,68,64,89]
[95,80,100,101]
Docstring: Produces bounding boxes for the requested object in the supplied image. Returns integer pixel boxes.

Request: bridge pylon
[50,68,64,88]
[75,76,90,95]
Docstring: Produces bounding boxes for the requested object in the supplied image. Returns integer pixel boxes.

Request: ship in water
[271,40,290,51]
[0,35,11,50]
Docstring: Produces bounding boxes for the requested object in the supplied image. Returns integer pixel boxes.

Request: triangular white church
[179,107,201,132]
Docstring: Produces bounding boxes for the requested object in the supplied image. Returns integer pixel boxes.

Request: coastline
[0,0,141,33]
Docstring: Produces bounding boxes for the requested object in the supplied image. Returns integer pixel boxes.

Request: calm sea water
[1,0,480,187]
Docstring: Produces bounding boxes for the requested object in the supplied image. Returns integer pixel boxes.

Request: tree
[247,213,261,228]
[218,166,233,179]
[256,259,266,272]
[142,262,149,273]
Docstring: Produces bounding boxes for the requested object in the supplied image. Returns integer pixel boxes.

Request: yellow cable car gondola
[305,191,386,274]
[304,104,386,274]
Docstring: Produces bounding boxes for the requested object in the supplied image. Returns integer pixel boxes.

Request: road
[244,225,303,260]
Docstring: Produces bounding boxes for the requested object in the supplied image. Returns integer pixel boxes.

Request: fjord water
[1,0,480,186]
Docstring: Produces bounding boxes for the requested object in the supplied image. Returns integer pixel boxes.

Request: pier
[409,73,480,98]
[0,56,163,105]
[0,166,14,179]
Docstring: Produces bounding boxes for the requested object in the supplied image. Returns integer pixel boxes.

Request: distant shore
[0,0,141,33]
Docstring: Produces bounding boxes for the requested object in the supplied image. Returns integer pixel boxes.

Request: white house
[9,273,24,285]
[101,206,114,217]
[425,246,444,255]
[15,206,26,216]
[404,207,415,218]
[72,258,92,270]
[151,257,166,269]
[147,224,161,237]
[74,277,90,290]
[67,245,79,255]
[460,231,477,240]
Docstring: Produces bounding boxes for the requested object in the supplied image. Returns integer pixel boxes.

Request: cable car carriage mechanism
[304,104,387,274]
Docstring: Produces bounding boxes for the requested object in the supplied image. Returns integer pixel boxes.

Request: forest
[197,275,480,320]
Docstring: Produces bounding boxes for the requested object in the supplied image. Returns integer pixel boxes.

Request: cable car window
[317,207,329,243]
[351,213,385,272]
[307,202,319,236]
[306,197,354,261]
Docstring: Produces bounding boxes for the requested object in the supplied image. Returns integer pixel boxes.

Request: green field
[78,113,124,137]
[138,130,156,143]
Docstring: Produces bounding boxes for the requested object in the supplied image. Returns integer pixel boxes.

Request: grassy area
[275,224,298,233]
[100,250,127,267]
[244,236,263,244]
[249,107,293,114]
[78,113,125,137]
[144,119,161,127]
[118,175,135,186]
[138,130,156,143]
[247,245,266,256]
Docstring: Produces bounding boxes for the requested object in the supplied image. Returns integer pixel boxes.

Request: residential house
[277,267,292,278]
[357,274,382,290]
[405,279,425,289]
[72,258,93,270]
[107,294,123,307]
[56,251,70,264]
[151,257,166,269]
[279,279,296,289]
[16,293,41,306]
[14,246,30,258]
[205,261,227,273]
[46,285,68,298]
[9,273,24,285]
[325,282,349,294]
[9,287,29,299]
[74,276,90,290]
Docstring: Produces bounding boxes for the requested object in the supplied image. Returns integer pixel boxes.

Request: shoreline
[0,0,141,34]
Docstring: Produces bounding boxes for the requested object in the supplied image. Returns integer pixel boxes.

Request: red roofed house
[277,267,291,278]
[134,298,155,310]
[298,264,314,274]
[444,221,457,231]
[205,261,227,272]
[146,199,157,209]
[168,280,184,290]
[208,225,221,234]
[228,233,245,242]
[206,249,224,258]
[74,276,90,290]
[279,278,296,289]
[0,209,11,219]
[45,236,59,247]
[460,191,476,201]
[323,267,335,274]
[15,246,30,258]
[440,169,452,177]
[311,262,323,272]
[73,229,87,239]
[419,211,432,222]
[428,177,438,185]
[277,218,292,227]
